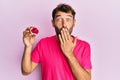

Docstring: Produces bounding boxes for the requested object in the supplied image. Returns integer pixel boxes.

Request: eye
[55,18,62,22]
[66,18,72,22]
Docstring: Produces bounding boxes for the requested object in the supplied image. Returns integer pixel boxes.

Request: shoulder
[37,35,56,44]
[76,38,91,55]
[77,38,90,48]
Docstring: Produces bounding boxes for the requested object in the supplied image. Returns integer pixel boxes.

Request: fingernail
[65,29,67,31]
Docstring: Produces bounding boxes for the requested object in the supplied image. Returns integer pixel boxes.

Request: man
[21,3,92,80]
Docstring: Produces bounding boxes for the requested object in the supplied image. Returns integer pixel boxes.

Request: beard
[54,26,74,36]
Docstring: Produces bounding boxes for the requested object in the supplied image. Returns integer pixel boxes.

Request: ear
[73,19,76,27]
[51,19,55,28]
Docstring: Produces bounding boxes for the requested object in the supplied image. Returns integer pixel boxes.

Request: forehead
[55,11,73,18]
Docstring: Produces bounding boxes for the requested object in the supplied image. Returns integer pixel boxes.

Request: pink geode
[30,27,39,35]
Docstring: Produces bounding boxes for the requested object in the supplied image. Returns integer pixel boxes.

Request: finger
[30,26,33,29]
[23,30,32,38]
[58,34,63,44]
[23,30,30,36]
[61,29,66,43]
[26,27,30,30]
[25,26,33,33]
[65,28,70,40]
[25,27,31,33]
[23,31,26,36]
[24,33,30,38]
[61,28,67,41]
[31,34,36,38]
[24,26,34,36]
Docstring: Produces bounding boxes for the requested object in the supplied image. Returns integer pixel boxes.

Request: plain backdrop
[0,0,120,80]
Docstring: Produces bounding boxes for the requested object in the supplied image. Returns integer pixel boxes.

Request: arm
[66,53,91,80]
[21,27,38,75]
[58,28,91,80]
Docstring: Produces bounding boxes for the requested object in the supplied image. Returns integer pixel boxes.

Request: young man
[21,3,92,80]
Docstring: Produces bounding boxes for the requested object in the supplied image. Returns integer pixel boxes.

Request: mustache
[55,27,62,35]
[55,26,69,35]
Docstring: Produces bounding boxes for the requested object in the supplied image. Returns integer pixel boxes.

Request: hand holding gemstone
[30,27,39,35]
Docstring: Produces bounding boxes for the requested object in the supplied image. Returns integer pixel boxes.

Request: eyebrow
[55,15,73,18]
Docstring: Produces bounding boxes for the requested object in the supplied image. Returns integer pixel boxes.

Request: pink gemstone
[30,27,39,35]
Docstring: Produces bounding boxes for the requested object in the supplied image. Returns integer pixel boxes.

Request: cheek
[55,22,62,27]
[67,23,74,29]
[55,22,61,25]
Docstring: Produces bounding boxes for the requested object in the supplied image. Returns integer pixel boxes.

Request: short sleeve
[31,41,42,63]
[81,43,92,69]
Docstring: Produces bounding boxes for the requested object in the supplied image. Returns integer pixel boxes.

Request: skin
[22,27,38,75]
[52,11,91,80]
[21,11,91,80]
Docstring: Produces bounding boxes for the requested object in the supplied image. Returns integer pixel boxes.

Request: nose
[62,19,67,28]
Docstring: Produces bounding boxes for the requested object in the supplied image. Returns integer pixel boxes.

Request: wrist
[25,45,33,49]
[65,52,74,60]
[67,54,76,64]
[24,45,33,55]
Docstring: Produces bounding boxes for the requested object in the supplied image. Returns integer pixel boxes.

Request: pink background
[0,0,120,80]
